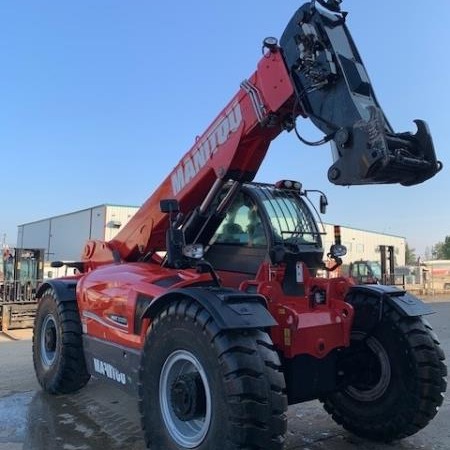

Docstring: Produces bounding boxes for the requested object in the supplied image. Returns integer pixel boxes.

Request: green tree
[405,243,416,265]
[432,242,443,259]
[434,236,450,259]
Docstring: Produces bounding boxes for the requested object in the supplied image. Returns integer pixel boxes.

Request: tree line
[406,236,450,265]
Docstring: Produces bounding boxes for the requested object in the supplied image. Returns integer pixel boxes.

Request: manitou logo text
[171,103,242,195]
[93,358,126,385]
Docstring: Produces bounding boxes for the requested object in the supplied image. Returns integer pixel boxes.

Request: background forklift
[0,248,44,333]
[348,245,404,286]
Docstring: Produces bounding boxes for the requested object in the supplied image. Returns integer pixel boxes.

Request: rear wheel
[33,289,90,394]
[322,301,447,442]
[139,299,287,450]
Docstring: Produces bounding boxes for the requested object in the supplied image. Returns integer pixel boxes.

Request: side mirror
[50,260,85,273]
[319,194,328,214]
[160,199,180,214]
[329,244,347,258]
[50,261,64,268]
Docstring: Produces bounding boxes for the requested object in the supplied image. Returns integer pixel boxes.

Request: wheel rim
[159,350,212,448]
[40,314,58,368]
[345,332,391,402]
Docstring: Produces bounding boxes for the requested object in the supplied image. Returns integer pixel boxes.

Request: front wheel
[322,302,447,442]
[32,289,90,394]
[139,299,287,450]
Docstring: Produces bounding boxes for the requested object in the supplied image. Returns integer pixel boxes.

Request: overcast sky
[1,0,449,257]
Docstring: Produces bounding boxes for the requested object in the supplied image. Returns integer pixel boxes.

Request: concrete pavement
[0,300,448,449]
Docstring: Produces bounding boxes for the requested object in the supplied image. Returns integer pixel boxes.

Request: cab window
[212,194,267,247]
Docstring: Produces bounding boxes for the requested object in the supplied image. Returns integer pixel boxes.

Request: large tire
[32,289,90,394]
[322,300,447,442]
[138,299,287,450]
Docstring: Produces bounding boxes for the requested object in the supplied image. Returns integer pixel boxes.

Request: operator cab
[205,181,325,283]
[349,260,382,284]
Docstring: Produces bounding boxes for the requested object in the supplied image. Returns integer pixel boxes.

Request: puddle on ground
[0,392,33,442]
[0,391,142,450]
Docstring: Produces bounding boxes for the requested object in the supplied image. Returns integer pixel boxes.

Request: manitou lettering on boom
[171,103,242,195]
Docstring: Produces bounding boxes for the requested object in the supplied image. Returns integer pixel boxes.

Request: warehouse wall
[104,206,140,241]
[321,223,406,267]
[17,206,107,261]
[17,219,50,255]
[17,205,404,267]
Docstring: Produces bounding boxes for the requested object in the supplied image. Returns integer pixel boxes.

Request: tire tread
[322,296,446,442]
[33,289,90,395]
[138,298,286,450]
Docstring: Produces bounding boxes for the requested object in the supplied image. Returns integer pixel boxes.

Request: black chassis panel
[143,286,277,330]
[36,279,78,302]
[283,351,339,404]
[83,335,140,395]
[347,284,434,318]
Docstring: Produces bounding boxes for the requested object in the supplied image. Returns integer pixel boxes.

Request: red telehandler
[33,1,446,449]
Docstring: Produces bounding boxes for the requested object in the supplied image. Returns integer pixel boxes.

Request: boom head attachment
[280,1,442,186]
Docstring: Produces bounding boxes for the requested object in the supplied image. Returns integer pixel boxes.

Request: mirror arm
[196,260,222,287]
[324,255,343,272]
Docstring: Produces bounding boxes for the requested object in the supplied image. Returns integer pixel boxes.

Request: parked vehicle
[1,248,44,331]
[32,1,446,449]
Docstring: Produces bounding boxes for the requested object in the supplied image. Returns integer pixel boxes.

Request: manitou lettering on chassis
[171,102,242,195]
[93,358,126,385]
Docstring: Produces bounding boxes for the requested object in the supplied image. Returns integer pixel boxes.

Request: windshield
[253,185,322,246]
[211,192,267,247]
[367,261,382,279]
[210,185,322,249]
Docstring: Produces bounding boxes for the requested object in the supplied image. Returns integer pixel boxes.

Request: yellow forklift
[349,245,402,286]
[1,248,44,333]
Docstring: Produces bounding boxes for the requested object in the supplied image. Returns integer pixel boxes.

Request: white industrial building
[17,205,405,268]
[322,223,405,267]
[17,204,139,262]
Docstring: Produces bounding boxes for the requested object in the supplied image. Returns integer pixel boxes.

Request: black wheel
[33,289,90,394]
[139,299,287,450]
[322,300,447,442]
